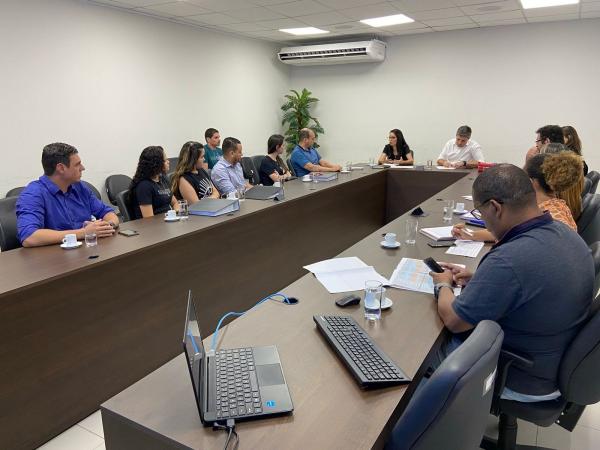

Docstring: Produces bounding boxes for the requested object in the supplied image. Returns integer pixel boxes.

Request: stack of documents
[419,226,455,241]
[303,257,388,294]
[188,198,239,217]
[446,240,484,258]
[312,173,338,182]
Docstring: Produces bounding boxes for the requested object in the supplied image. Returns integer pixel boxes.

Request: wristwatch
[462,160,467,167]
[434,282,453,300]
[108,221,119,230]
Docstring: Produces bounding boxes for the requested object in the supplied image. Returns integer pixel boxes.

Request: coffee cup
[62,233,77,246]
[165,210,177,220]
[384,232,397,246]
[302,174,311,181]
[455,202,465,212]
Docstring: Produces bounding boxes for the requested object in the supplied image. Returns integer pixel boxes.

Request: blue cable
[210,293,290,352]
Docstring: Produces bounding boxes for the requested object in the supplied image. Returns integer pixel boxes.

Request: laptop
[182,292,294,425]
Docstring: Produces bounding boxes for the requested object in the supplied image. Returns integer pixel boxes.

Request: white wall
[290,19,600,171]
[0,0,289,197]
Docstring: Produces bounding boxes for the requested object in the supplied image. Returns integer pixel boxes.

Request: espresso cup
[165,210,177,220]
[384,232,397,245]
[62,233,77,246]
[456,202,465,212]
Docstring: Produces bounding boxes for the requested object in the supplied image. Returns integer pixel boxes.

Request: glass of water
[345,161,352,171]
[364,280,383,321]
[178,200,189,221]
[236,187,246,201]
[405,218,418,245]
[443,200,455,222]
[85,231,98,256]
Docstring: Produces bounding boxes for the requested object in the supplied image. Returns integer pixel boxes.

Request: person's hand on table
[443,160,453,168]
[83,220,115,238]
[440,262,474,286]
[452,223,475,240]
[429,268,454,286]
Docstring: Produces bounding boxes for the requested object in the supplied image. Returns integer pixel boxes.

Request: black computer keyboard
[314,315,411,388]
[214,348,262,419]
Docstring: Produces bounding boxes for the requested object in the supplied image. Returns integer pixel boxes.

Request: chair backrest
[105,175,132,206]
[577,194,600,246]
[286,157,296,177]
[168,157,179,171]
[591,242,600,296]
[386,321,504,450]
[115,190,135,223]
[0,196,21,251]
[241,157,260,185]
[587,171,600,195]
[82,181,102,200]
[559,301,600,405]
[5,186,25,198]
[251,155,266,181]
[582,177,592,198]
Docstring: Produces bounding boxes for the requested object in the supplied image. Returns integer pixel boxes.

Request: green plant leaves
[280,88,324,154]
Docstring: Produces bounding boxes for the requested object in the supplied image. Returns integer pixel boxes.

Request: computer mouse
[335,295,361,307]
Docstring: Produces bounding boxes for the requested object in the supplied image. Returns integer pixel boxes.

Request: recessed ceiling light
[279,27,329,35]
[521,0,579,9]
[360,14,414,28]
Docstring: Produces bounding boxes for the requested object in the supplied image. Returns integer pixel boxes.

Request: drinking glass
[178,200,189,221]
[405,218,418,245]
[236,187,246,201]
[443,200,455,222]
[364,280,383,321]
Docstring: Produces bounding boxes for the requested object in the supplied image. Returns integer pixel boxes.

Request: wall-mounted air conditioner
[277,39,386,66]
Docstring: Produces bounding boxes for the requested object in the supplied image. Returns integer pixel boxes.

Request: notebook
[244,186,282,200]
[188,198,239,217]
[419,226,455,241]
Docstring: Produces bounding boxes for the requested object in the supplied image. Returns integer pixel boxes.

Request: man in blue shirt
[290,128,341,177]
[430,164,593,402]
[210,137,252,196]
[16,143,118,247]
[204,128,223,170]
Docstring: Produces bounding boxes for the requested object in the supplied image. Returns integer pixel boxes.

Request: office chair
[5,186,25,198]
[286,157,296,177]
[582,177,592,198]
[587,171,600,195]
[481,300,600,450]
[168,157,179,171]
[386,321,504,450]
[0,196,21,251]
[105,174,133,206]
[251,155,265,180]
[591,242,600,296]
[115,190,135,223]
[241,157,260,185]
[82,181,102,200]
[577,194,600,246]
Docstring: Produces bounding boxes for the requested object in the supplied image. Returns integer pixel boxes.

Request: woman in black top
[563,125,588,176]
[129,146,178,219]
[171,141,220,203]
[377,129,414,165]
[259,134,292,186]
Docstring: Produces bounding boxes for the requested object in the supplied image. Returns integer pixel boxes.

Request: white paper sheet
[436,166,456,170]
[303,257,367,274]
[388,258,436,294]
[315,266,389,294]
[446,240,484,258]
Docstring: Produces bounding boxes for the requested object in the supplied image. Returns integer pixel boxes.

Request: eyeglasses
[535,139,543,143]
[470,198,503,220]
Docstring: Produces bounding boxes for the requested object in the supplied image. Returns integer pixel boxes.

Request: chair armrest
[500,349,534,369]
[490,349,535,415]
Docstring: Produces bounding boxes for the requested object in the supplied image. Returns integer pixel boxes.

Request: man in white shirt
[437,125,484,169]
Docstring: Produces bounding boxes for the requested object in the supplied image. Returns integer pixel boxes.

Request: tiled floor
[37,402,600,449]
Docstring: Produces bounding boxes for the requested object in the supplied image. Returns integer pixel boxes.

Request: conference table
[0,165,479,449]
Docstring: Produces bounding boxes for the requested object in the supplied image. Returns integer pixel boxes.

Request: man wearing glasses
[429,164,593,403]
[525,124,564,160]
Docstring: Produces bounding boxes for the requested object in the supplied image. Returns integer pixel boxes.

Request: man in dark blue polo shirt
[289,128,341,177]
[430,164,593,402]
[16,143,118,247]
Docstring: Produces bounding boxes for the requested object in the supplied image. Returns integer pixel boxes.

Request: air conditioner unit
[278,39,386,66]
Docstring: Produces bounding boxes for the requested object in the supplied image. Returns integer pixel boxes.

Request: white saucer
[340,170,351,173]
[381,240,400,249]
[164,216,180,222]
[381,297,393,310]
[60,241,82,249]
[302,177,311,182]
[453,209,467,214]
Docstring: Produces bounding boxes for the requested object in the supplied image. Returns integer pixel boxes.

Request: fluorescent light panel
[279,27,329,35]
[360,14,414,28]
[521,0,579,9]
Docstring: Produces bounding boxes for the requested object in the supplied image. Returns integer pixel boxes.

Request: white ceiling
[87,0,600,43]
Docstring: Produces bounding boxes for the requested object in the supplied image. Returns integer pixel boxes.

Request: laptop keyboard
[314,315,410,388]
[215,348,262,419]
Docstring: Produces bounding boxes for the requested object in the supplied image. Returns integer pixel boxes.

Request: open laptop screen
[182,291,205,421]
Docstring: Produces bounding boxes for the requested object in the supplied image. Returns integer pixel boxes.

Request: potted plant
[280,88,324,155]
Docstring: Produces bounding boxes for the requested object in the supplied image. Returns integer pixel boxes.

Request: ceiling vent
[278,39,386,66]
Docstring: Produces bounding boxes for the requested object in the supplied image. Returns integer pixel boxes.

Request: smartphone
[423,257,445,273]
[118,229,139,237]
[427,241,455,248]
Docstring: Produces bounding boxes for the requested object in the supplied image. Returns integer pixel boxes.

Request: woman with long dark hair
[377,129,413,165]
[129,146,178,219]
[258,134,291,186]
[563,125,588,175]
[171,141,219,203]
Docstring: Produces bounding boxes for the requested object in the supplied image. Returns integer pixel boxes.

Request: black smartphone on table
[423,257,445,273]
[427,241,455,248]
[118,229,139,237]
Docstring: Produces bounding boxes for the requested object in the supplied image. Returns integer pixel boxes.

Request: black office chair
[386,321,504,450]
[5,186,25,198]
[168,157,179,171]
[577,194,600,246]
[582,177,592,198]
[591,242,600,296]
[105,175,132,206]
[481,302,600,450]
[587,171,600,195]
[241,157,260,185]
[115,190,135,223]
[251,155,265,179]
[0,196,21,251]
[287,157,296,177]
[81,180,102,200]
